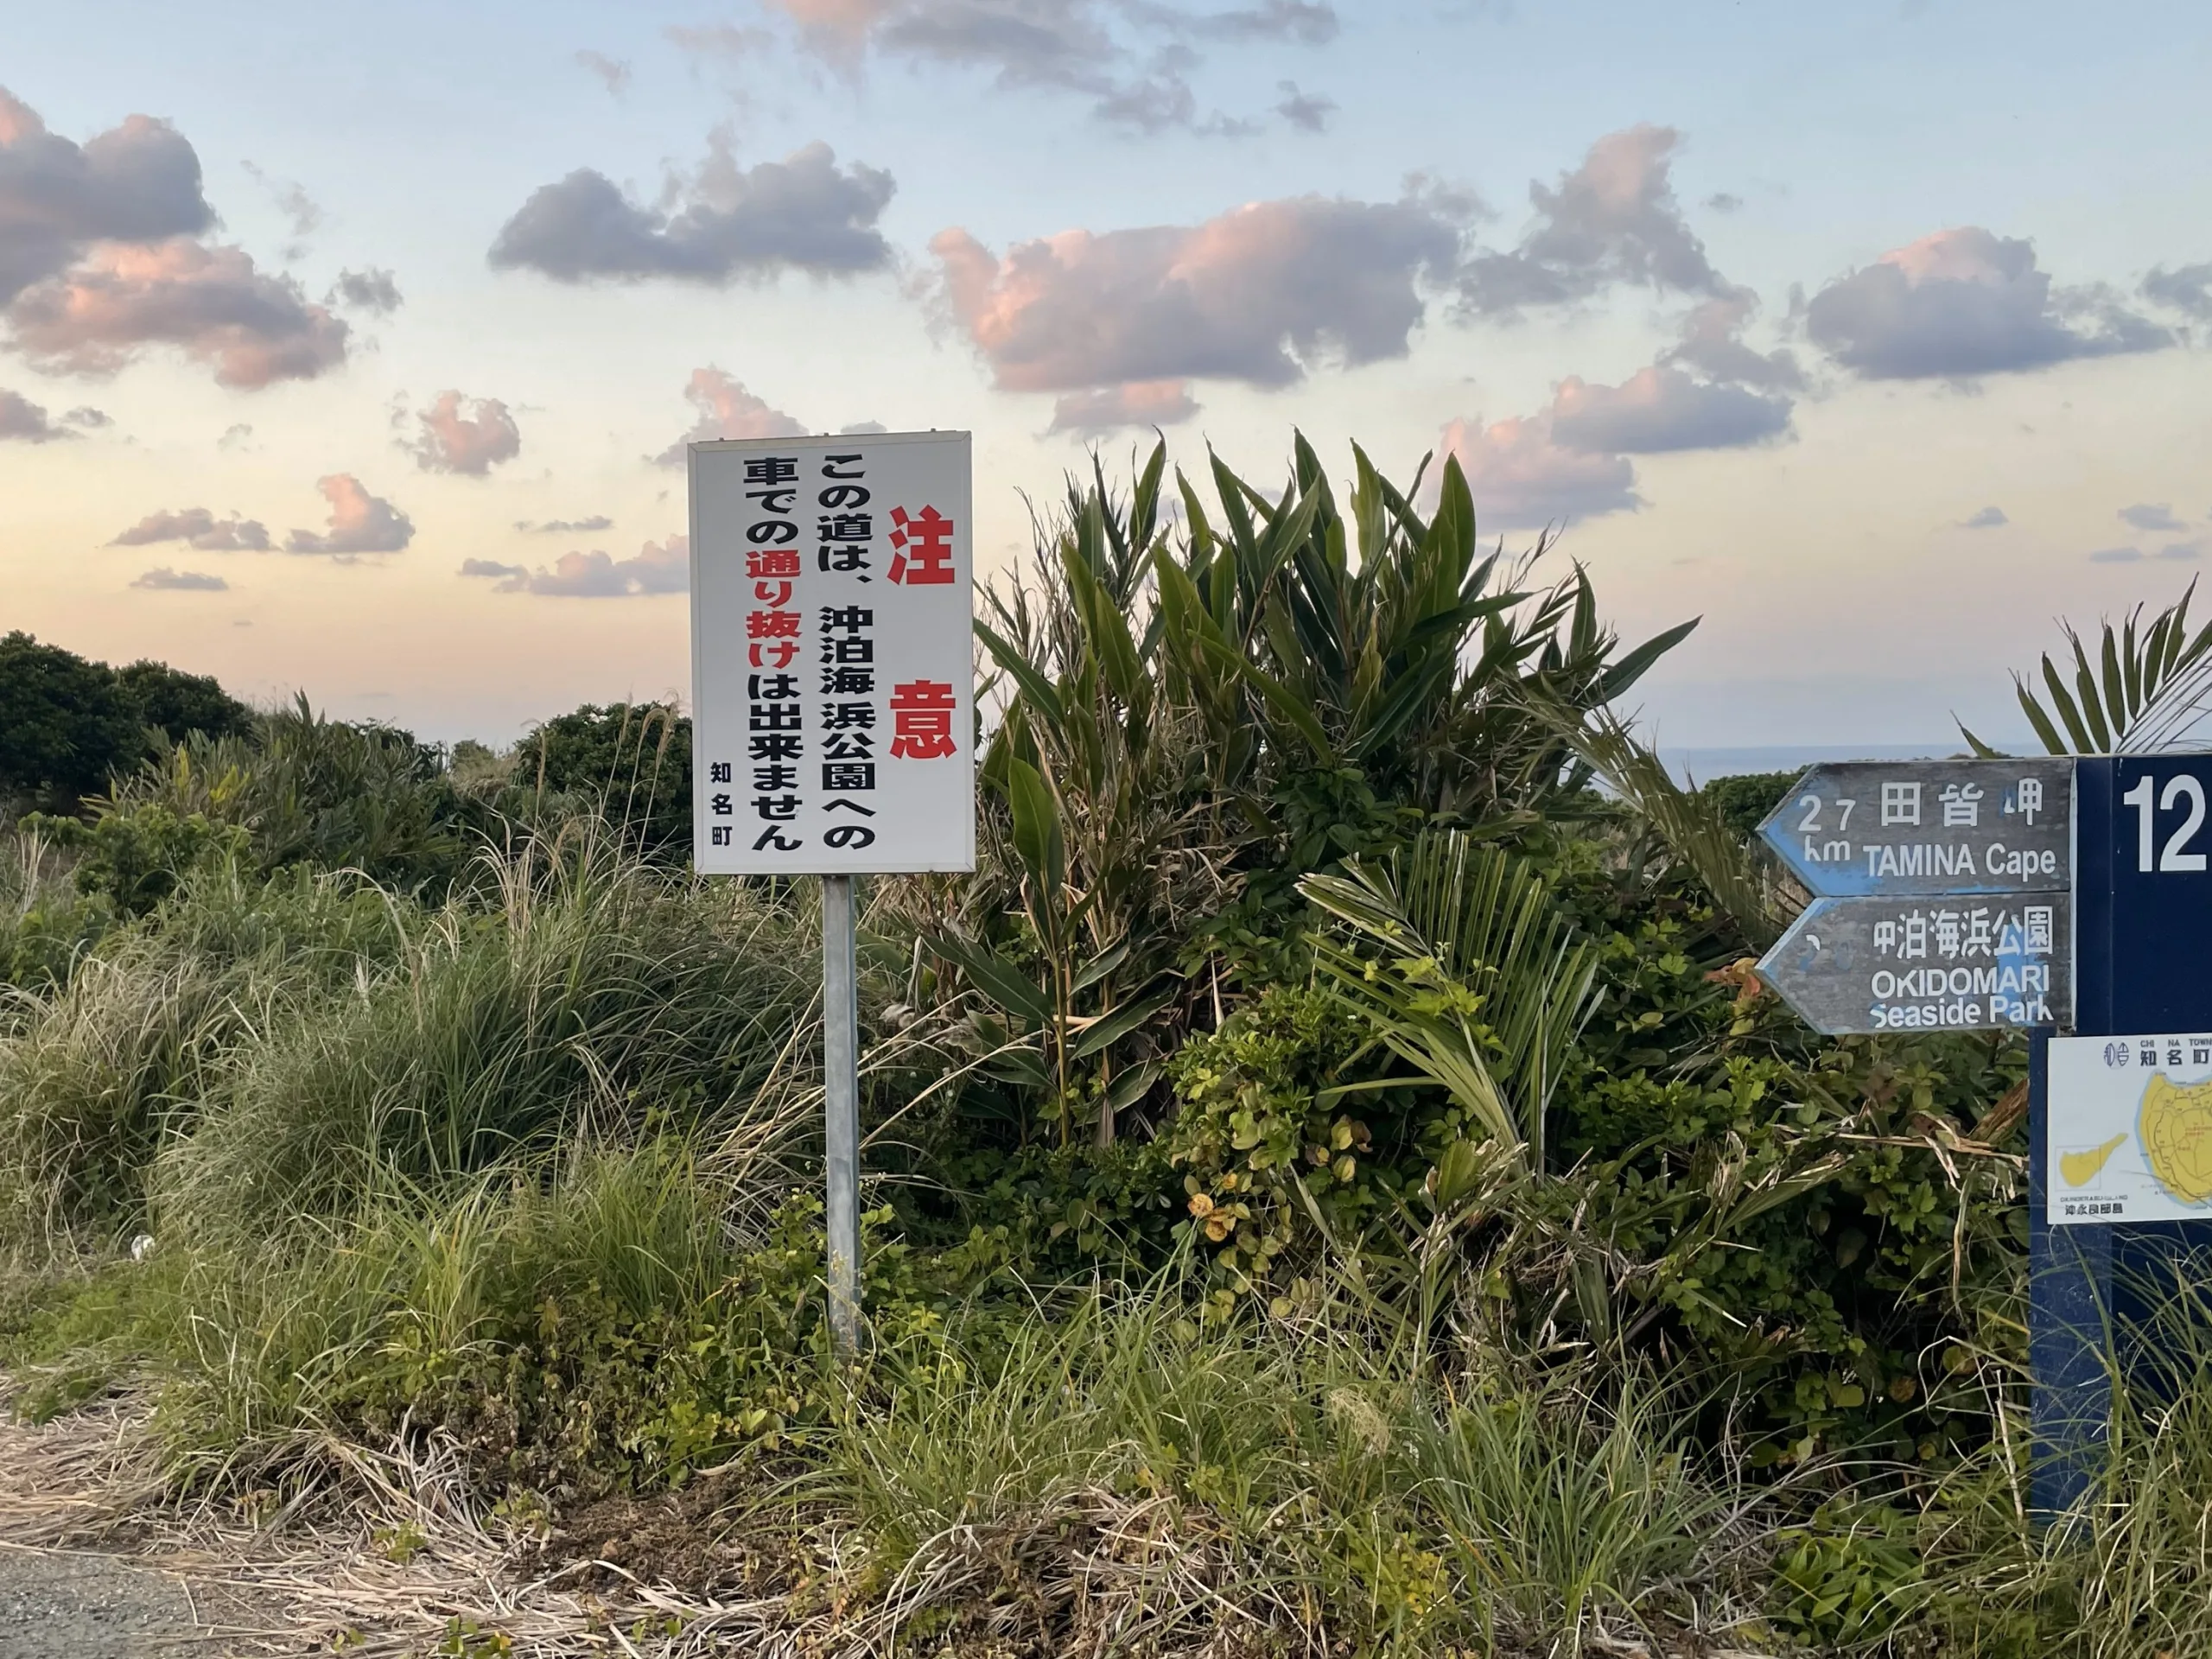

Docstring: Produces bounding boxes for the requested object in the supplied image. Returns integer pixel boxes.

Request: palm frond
[1300,832,1599,1173]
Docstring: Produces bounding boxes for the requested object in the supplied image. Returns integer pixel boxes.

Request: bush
[516,702,691,859]
[0,632,145,812]
[1698,769,1800,842]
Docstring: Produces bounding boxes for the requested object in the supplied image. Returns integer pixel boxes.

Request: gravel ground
[0,1544,207,1656]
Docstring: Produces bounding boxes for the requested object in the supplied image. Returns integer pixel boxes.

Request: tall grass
[825,1281,1760,1656]
[0,855,403,1249]
[153,823,817,1236]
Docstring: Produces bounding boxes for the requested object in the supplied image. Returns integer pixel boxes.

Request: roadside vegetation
[3,438,2209,1655]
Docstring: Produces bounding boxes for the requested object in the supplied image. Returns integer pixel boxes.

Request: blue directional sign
[1759,892,2069,1035]
[2033,755,2212,1513]
[1759,760,2072,898]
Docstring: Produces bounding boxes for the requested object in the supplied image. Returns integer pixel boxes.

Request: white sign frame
[690,430,976,876]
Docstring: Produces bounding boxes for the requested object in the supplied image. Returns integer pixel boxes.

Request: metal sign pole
[822,874,861,1357]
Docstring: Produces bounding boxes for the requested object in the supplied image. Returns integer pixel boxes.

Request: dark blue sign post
[2034,756,2212,1512]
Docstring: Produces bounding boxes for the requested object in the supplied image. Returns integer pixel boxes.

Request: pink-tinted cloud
[1807,226,2169,379]
[410,391,521,476]
[7,238,349,387]
[653,367,804,465]
[1438,415,1640,530]
[1548,365,1789,454]
[1047,378,1198,435]
[110,506,270,550]
[0,87,213,302]
[1459,124,1726,315]
[284,474,413,555]
[931,193,1464,392]
[461,534,687,597]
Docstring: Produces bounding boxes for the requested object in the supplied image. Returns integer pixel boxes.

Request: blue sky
[3,0,2209,748]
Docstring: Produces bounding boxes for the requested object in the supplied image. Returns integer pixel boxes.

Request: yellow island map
[2049,1036,2212,1226]
[2140,1073,2212,1203]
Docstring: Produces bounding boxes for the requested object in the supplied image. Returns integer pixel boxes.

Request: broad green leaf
[932,931,1052,1027]
[1071,982,1179,1058]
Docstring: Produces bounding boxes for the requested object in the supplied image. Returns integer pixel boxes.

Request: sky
[3,0,2209,753]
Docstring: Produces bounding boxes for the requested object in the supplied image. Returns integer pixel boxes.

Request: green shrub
[1696,769,1800,841]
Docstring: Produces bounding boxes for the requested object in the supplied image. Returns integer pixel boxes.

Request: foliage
[23,804,250,916]
[1966,577,2212,755]
[154,823,816,1236]
[0,631,147,812]
[101,695,495,893]
[1697,767,1800,841]
[938,436,1696,1151]
[515,702,692,859]
[1302,830,1600,1173]
[113,659,256,747]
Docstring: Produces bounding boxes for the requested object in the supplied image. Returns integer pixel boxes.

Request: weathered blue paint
[2032,756,2212,1514]
[1758,760,2072,899]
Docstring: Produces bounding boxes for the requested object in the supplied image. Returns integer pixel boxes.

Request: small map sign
[1758,760,2072,898]
[1758,893,2071,1034]
[2049,1033,2212,1226]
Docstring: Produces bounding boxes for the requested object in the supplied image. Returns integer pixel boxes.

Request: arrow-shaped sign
[1756,893,2073,1034]
[1758,759,2071,899]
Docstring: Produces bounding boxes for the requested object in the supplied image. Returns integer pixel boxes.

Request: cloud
[1458,124,1728,315]
[285,474,414,555]
[1704,192,1743,213]
[1438,414,1640,529]
[1272,81,1334,132]
[2161,542,2203,562]
[514,515,613,534]
[489,137,894,284]
[0,387,67,442]
[1192,1,1338,43]
[2120,502,2183,532]
[840,420,887,435]
[654,367,804,465]
[575,49,632,93]
[1548,365,1789,454]
[110,506,271,550]
[0,90,349,388]
[757,0,1335,133]
[1662,292,1802,391]
[1959,505,2008,529]
[2142,263,2212,321]
[1048,378,1198,435]
[241,161,322,240]
[1805,227,2171,379]
[7,238,350,386]
[931,192,1465,392]
[130,566,227,591]
[410,391,521,475]
[329,266,402,313]
[0,86,213,303]
[2088,546,2142,564]
[63,404,109,427]
[218,423,254,451]
[461,534,688,596]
